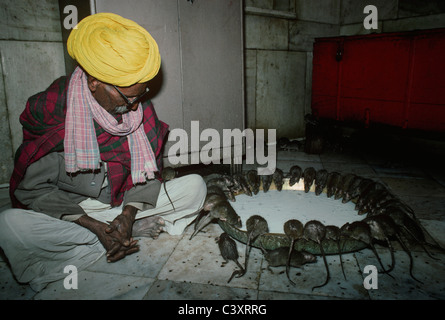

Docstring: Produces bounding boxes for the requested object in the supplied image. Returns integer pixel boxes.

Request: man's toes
[132,216,165,238]
[156,217,165,226]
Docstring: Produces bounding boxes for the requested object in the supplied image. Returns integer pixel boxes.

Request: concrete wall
[244,0,445,140]
[0,0,66,184]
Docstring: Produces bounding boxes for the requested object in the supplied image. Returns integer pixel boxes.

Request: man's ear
[87,75,101,93]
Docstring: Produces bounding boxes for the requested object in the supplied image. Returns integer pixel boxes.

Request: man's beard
[111,105,130,115]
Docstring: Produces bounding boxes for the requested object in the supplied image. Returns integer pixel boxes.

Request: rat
[245,170,260,195]
[364,214,423,284]
[179,185,227,228]
[206,176,236,201]
[325,225,346,280]
[342,176,365,203]
[326,172,341,198]
[288,165,303,187]
[303,220,330,290]
[355,181,385,212]
[283,219,304,285]
[334,173,356,200]
[303,167,316,193]
[384,206,443,258]
[217,232,245,283]
[240,215,269,278]
[261,174,273,193]
[272,168,284,191]
[263,247,316,270]
[340,221,393,278]
[232,173,252,197]
[314,169,328,196]
[189,200,241,240]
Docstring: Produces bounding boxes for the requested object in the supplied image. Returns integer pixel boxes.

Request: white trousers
[0,174,206,292]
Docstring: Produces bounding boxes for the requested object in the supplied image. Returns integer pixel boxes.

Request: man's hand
[98,222,140,262]
[105,205,138,246]
[75,210,139,262]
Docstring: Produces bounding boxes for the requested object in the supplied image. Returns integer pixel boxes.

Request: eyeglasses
[113,85,150,109]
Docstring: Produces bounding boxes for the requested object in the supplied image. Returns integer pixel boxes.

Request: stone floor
[1,138,445,301]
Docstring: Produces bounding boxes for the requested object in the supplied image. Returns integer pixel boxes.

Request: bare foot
[132,216,165,239]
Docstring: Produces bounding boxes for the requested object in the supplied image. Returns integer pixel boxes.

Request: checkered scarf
[64,67,158,183]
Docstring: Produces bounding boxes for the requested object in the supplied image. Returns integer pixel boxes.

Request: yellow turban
[67,12,161,87]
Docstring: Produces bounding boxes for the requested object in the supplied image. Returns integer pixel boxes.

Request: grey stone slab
[86,232,183,278]
[418,219,445,248]
[255,50,307,139]
[245,0,274,11]
[398,0,445,18]
[321,162,377,178]
[258,253,370,299]
[158,228,263,290]
[399,195,445,222]
[340,21,383,36]
[0,56,14,184]
[0,262,36,300]
[179,0,244,137]
[0,0,62,42]
[0,40,66,153]
[295,0,340,24]
[320,150,368,165]
[277,150,321,162]
[34,270,155,300]
[258,290,345,299]
[0,197,11,209]
[304,51,313,116]
[143,279,257,300]
[245,15,289,50]
[381,177,445,198]
[371,164,427,179]
[383,13,445,32]
[245,50,257,130]
[274,0,293,12]
[0,187,10,201]
[341,0,398,25]
[355,248,445,299]
[289,20,339,52]
[359,150,391,166]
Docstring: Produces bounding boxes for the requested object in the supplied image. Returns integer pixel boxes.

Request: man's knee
[185,174,206,194]
[176,174,206,203]
[0,208,22,234]
[0,208,58,245]
[0,208,27,247]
